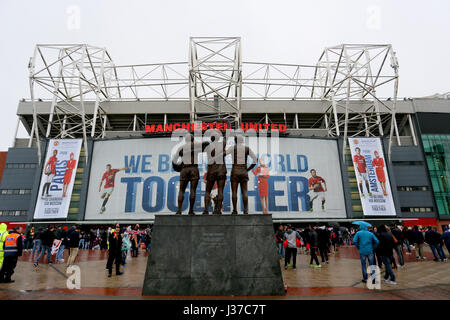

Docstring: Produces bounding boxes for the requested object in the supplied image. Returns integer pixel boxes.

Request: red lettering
[155,124,163,133]
[279,124,287,132]
[181,123,190,131]
[145,124,156,133]
[173,123,181,131]
[164,124,173,132]
[216,122,223,131]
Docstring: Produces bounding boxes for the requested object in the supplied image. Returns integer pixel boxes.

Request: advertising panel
[85,137,347,220]
[34,139,82,219]
[348,137,396,216]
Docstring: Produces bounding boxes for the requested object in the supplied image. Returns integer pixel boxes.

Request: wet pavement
[0,245,449,300]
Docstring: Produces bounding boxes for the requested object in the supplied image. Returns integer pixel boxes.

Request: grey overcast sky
[0,0,449,150]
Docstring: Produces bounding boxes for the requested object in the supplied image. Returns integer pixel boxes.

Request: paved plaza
[0,245,448,300]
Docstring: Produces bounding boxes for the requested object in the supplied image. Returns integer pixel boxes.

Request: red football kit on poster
[308,176,326,192]
[48,156,58,174]
[102,169,120,188]
[353,154,367,173]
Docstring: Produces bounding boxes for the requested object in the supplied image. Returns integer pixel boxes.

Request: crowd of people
[0,223,153,282]
[275,223,450,285]
[275,224,355,270]
[1,221,449,284]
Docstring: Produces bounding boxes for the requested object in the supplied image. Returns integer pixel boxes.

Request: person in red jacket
[252,157,270,214]
[62,152,77,197]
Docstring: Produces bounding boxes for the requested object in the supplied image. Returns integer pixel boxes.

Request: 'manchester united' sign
[145,122,287,133]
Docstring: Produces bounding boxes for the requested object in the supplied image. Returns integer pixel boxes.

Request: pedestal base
[142,214,285,296]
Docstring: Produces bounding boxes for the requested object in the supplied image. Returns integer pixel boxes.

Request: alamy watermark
[66,265,81,289]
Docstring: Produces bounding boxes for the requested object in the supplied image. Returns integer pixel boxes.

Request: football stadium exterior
[0,38,449,229]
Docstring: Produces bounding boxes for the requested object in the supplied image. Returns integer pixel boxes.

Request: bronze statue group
[172,131,257,215]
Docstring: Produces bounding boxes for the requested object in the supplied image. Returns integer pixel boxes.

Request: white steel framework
[189,37,242,124]
[26,38,403,163]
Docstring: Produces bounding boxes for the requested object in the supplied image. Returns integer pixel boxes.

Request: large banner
[348,138,396,216]
[34,139,82,219]
[85,138,347,220]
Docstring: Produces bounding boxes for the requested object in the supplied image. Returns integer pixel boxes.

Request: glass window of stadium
[422,134,450,215]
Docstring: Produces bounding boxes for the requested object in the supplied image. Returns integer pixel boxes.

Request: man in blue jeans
[275,225,285,259]
[425,226,447,262]
[34,226,55,266]
[31,229,42,259]
[353,224,379,283]
[55,226,68,263]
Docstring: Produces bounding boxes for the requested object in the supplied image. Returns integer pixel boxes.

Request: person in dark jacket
[372,227,383,268]
[300,228,310,254]
[390,225,404,267]
[282,225,302,270]
[67,226,80,267]
[0,227,23,283]
[402,226,413,254]
[411,225,425,260]
[308,225,321,268]
[317,226,329,264]
[425,226,447,262]
[100,229,108,250]
[442,227,450,256]
[107,224,123,277]
[275,225,285,259]
[31,228,42,259]
[330,228,339,253]
[55,226,68,263]
[377,225,397,285]
[34,226,55,266]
